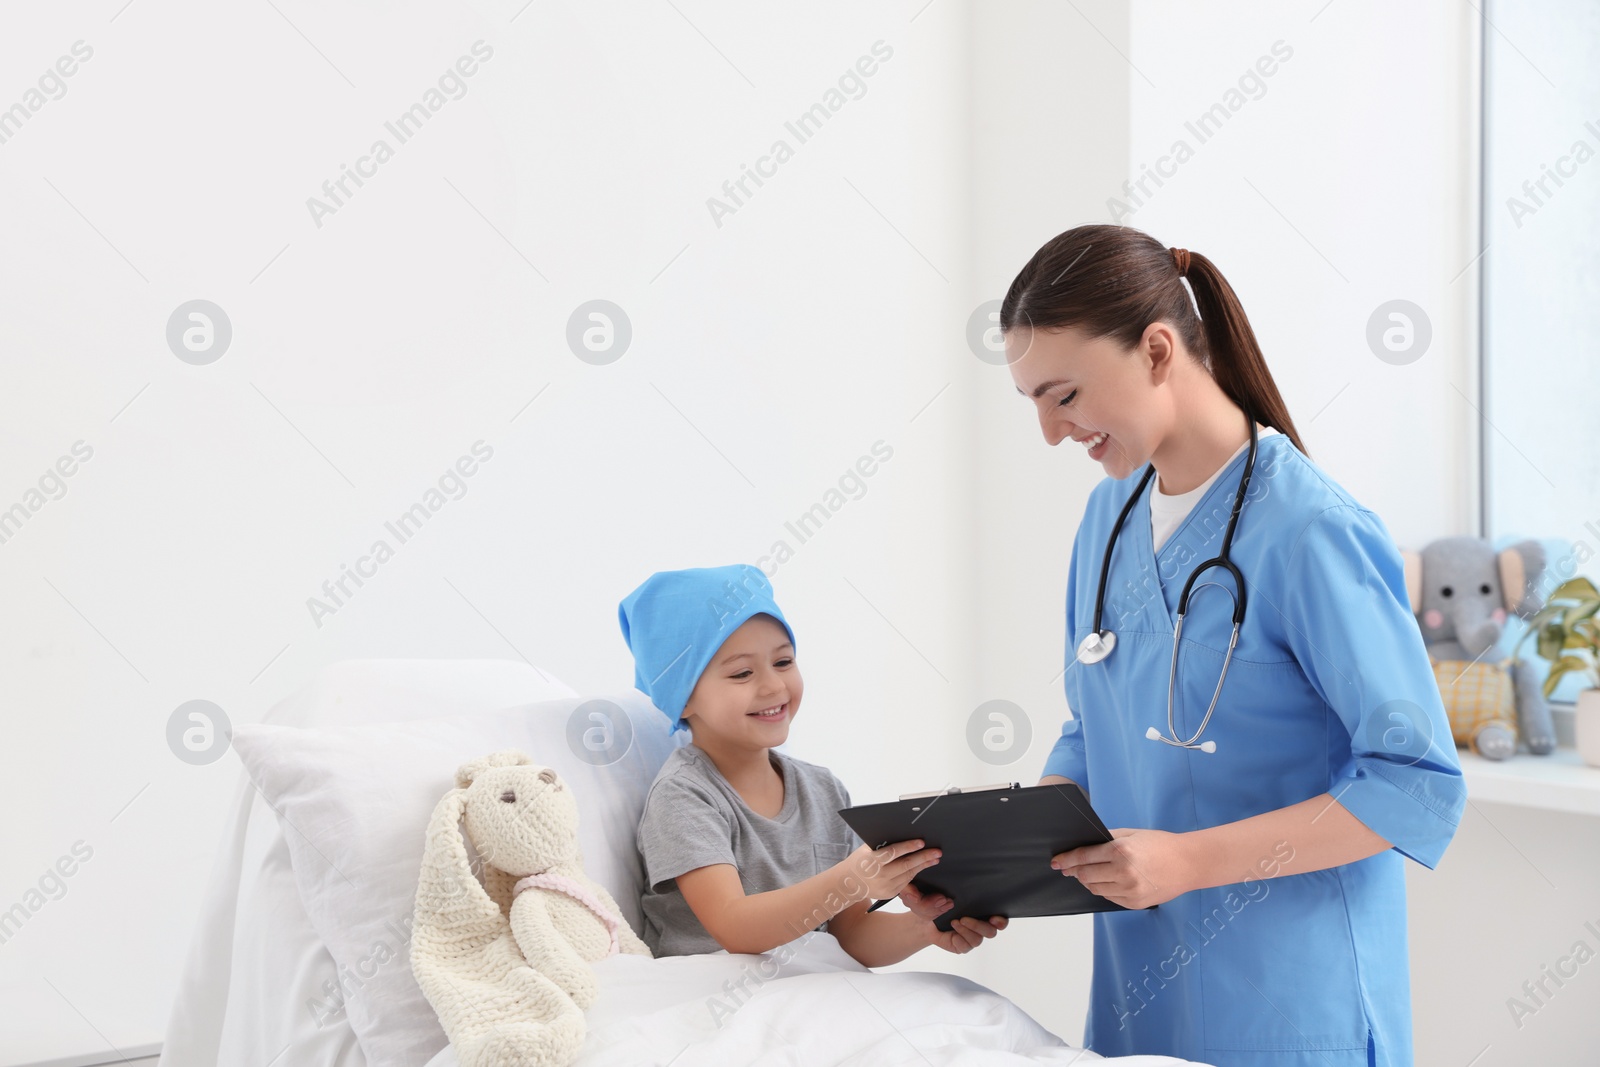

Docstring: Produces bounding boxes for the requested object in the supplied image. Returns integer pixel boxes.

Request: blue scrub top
[1042,433,1465,1067]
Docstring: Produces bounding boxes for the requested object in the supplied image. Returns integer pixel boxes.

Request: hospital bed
[156,658,1209,1067]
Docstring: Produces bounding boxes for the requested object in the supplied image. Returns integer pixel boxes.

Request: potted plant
[1515,575,1600,767]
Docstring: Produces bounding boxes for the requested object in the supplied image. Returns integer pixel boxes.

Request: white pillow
[231,691,684,1067]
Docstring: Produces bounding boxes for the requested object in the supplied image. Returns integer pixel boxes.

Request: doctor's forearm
[1179,793,1391,892]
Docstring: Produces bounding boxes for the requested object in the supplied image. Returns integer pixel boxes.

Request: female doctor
[1004,225,1466,1067]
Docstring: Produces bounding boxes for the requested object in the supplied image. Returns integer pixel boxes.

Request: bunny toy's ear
[412,786,517,1016]
[411,784,548,1058]
[414,787,502,933]
[442,750,540,916]
[454,750,534,790]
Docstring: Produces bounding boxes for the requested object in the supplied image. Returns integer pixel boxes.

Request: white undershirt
[1149,426,1279,554]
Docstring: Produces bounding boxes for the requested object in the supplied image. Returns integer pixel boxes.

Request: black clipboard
[837,781,1145,931]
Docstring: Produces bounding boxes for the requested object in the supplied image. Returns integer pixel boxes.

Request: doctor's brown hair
[999,224,1308,457]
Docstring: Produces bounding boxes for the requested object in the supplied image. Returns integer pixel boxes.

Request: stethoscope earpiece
[1144,725,1220,754]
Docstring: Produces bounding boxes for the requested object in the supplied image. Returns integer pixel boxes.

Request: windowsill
[1457,745,1600,816]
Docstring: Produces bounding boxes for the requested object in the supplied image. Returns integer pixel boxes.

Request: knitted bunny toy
[411,750,651,1067]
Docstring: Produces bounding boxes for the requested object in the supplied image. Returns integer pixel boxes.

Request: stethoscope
[1073,417,1257,754]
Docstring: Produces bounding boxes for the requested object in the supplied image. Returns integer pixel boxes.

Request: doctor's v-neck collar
[1139,426,1281,578]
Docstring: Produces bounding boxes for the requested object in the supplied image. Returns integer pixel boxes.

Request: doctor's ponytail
[999,224,1308,457]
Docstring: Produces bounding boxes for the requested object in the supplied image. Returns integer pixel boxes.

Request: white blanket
[422,932,1210,1067]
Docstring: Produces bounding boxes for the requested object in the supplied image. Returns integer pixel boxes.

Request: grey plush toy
[1400,536,1556,760]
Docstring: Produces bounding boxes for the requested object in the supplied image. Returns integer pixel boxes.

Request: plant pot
[1577,689,1600,769]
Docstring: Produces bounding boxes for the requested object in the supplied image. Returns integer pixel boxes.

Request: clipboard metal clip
[897,781,1019,801]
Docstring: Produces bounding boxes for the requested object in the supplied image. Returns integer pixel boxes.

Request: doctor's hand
[1051,828,1196,910]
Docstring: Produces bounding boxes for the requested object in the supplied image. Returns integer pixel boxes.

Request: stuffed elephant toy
[1401,537,1556,760]
[411,750,652,1067]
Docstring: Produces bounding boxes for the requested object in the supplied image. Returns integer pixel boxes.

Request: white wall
[3,1,1591,1064]
[0,2,978,1060]
[956,0,1133,1038]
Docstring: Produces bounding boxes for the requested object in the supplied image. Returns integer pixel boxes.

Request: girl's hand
[897,881,953,921]
[921,914,1007,954]
[1050,827,1195,910]
[846,839,941,902]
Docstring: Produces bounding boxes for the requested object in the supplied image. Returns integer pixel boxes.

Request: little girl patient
[620,563,1009,965]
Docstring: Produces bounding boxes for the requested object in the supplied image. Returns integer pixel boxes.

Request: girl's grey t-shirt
[636,743,865,957]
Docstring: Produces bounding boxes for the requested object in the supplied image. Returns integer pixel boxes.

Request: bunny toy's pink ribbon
[512,872,622,958]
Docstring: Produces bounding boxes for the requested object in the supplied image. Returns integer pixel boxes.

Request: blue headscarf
[618,564,796,733]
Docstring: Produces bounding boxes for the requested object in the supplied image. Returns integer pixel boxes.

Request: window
[1481,1,1600,702]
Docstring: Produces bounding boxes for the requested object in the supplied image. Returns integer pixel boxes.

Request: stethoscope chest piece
[1076,629,1115,664]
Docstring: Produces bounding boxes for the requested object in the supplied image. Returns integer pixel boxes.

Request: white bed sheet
[420,933,1214,1067]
